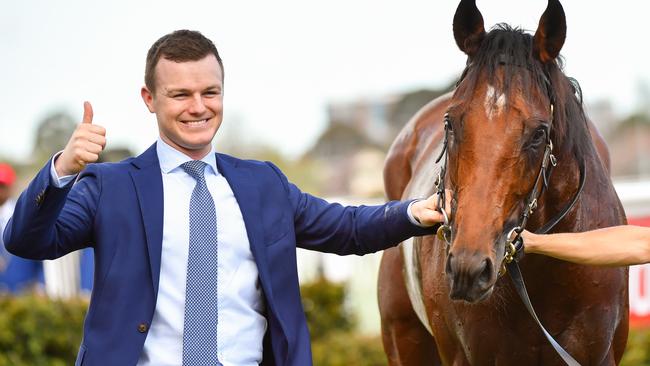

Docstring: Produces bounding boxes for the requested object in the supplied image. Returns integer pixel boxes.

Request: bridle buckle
[499,227,523,276]
[528,199,538,215]
[436,208,452,244]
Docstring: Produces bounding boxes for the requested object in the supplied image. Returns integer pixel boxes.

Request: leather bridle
[433,67,587,366]
[434,73,586,268]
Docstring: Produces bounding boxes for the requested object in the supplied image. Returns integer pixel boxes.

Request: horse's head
[443,0,568,302]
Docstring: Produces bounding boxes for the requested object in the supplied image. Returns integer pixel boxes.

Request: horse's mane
[455,24,592,159]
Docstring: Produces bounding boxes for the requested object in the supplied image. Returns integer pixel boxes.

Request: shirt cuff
[407,199,427,227]
[50,151,77,188]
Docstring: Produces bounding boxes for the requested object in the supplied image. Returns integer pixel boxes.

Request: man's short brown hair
[145,30,224,93]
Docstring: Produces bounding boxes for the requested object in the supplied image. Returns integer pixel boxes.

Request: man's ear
[141,86,155,113]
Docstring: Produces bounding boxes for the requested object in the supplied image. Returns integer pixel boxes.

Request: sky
[1,0,649,161]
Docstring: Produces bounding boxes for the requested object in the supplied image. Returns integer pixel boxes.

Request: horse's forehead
[458,80,546,127]
[484,84,507,119]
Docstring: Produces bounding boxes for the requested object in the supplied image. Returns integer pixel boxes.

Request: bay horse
[377,0,629,364]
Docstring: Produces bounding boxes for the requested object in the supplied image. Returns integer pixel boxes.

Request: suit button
[35,191,45,205]
[137,323,148,333]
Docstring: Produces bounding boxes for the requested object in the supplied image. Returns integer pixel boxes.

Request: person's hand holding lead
[411,189,452,227]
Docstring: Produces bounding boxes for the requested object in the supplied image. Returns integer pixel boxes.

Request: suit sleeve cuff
[50,151,77,188]
[407,199,427,227]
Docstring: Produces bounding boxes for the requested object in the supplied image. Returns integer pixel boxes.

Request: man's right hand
[54,101,107,177]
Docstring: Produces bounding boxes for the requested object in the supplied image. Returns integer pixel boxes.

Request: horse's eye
[529,127,547,147]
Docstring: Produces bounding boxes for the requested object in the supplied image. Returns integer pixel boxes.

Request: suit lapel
[216,154,289,364]
[216,154,273,300]
[130,144,164,296]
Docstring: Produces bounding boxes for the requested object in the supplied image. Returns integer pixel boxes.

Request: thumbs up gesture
[54,101,107,176]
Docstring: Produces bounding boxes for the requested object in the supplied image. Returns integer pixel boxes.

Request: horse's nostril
[478,258,493,285]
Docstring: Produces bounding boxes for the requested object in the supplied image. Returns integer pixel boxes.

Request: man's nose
[188,95,207,115]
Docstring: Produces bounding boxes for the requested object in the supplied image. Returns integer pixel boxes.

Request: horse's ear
[533,0,567,63]
[453,0,486,57]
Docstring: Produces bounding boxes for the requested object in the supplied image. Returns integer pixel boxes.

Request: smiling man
[141,49,224,161]
[3,30,445,366]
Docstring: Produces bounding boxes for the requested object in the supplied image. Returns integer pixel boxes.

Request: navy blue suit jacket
[4,143,433,366]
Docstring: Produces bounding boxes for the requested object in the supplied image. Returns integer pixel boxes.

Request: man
[0,162,44,293]
[523,226,650,266]
[3,30,444,365]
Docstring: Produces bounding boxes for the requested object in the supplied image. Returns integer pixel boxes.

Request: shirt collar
[156,137,219,176]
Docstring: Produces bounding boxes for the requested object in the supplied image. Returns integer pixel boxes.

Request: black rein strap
[507,157,586,366]
[506,261,581,366]
[535,157,587,235]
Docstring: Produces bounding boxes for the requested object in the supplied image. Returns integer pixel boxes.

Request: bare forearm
[524,225,650,266]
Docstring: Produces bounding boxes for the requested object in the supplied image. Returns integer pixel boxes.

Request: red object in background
[628,216,650,328]
[628,216,650,227]
[0,163,16,186]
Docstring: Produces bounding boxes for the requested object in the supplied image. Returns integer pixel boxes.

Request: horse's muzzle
[445,251,496,302]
